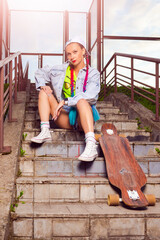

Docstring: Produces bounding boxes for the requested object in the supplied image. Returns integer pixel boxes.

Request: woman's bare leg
[38,90,72,129]
[38,90,53,121]
[76,99,98,162]
[31,90,72,143]
[76,99,94,133]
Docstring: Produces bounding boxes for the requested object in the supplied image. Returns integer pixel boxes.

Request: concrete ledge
[107,93,160,141]
[11,202,160,239]
[0,91,26,240]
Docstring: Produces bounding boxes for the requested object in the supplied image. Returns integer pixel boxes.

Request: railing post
[8,61,17,122]
[114,55,117,93]
[97,0,101,72]
[14,57,18,103]
[0,66,11,154]
[38,54,42,68]
[131,57,134,103]
[18,55,21,91]
[20,55,24,90]
[64,10,69,62]
[0,0,3,61]
[24,62,29,90]
[8,61,12,121]
[88,11,91,63]
[0,66,4,152]
[104,69,106,99]
[155,63,159,121]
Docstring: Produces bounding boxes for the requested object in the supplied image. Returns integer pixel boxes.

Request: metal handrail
[100,52,160,121]
[0,52,27,154]
[0,52,21,68]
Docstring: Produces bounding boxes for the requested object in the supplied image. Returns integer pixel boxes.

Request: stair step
[16,176,160,203]
[25,110,129,121]
[11,86,160,240]
[11,201,160,239]
[19,156,106,177]
[98,107,120,114]
[23,128,150,142]
[95,119,138,131]
[24,119,139,132]
[96,101,113,107]
[22,140,159,158]
[25,104,120,114]
[19,156,160,178]
[100,112,129,120]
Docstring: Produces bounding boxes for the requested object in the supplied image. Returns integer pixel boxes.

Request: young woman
[31,37,100,162]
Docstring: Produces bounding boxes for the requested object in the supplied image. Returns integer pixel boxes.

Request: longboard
[98,123,155,208]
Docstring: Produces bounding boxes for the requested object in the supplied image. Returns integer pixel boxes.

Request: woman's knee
[39,89,48,100]
[77,98,89,109]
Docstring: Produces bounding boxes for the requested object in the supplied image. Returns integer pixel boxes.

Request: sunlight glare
[7,0,92,12]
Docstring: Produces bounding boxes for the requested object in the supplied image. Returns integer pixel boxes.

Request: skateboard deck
[99,123,149,208]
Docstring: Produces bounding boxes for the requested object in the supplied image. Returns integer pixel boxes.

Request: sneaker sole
[78,154,98,162]
[31,138,52,144]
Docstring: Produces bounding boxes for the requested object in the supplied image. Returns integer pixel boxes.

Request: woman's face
[66,43,85,68]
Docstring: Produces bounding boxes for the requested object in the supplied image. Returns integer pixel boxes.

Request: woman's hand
[41,86,52,96]
[52,100,65,121]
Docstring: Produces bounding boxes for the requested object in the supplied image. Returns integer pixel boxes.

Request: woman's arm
[34,65,53,90]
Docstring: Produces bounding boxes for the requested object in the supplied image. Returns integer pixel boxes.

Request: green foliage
[155,148,160,154]
[17,191,24,200]
[4,83,9,92]
[10,204,15,212]
[101,85,160,115]
[20,147,25,157]
[135,117,142,129]
[144,126,152,132]
[135,117,152,132]
[10,191,24,212]
[17,169,22,177]
[22,133,27,141]
[117,86,160,115]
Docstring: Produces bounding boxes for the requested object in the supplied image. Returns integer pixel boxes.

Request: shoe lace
[37,128,50,138]
[83,141,96,155]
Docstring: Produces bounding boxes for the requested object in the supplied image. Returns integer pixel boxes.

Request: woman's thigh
[54,109,73,130]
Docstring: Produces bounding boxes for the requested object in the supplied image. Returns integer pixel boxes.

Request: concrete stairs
[10,84,160,240]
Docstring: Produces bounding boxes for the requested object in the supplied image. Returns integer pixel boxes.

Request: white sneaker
[31,128,52,143]
[78,141,98,162]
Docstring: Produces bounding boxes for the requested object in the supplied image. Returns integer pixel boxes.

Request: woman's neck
[73,61,85,76]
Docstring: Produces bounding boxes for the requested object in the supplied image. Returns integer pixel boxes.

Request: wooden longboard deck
[99,123,148,208]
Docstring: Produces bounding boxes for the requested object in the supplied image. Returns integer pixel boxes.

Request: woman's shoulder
[88,66,100,76]
[50,62,69,71]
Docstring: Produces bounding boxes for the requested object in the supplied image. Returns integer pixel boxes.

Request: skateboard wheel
[145,194,156,206]
[95,134,101,142]
[108,194,119,206]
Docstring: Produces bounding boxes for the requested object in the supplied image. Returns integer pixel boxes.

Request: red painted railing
[100,53,160,121]
[0,52,28,154]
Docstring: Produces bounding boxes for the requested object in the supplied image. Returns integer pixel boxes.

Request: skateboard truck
[127,190,140,201]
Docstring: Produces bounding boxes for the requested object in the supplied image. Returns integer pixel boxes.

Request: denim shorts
[62,105,72,113]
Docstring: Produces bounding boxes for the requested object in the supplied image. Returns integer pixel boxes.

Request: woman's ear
[82,48,86,57]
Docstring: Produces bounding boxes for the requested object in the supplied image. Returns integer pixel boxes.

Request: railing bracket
[0,146,12,155]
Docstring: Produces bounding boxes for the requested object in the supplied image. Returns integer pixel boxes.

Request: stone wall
[107,93,160,142]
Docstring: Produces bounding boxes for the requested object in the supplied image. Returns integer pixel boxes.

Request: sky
[103,0,160,88]
[6,0,160,87]
[7,0,93,12]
